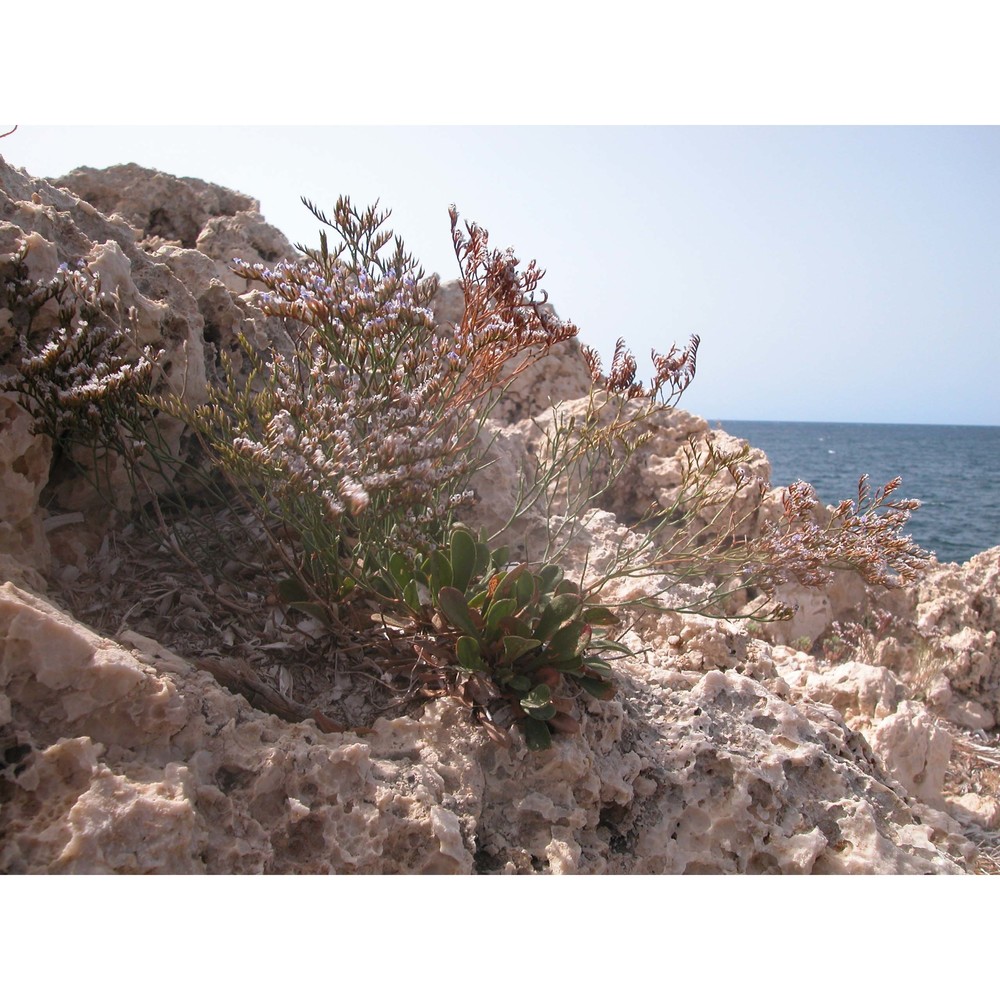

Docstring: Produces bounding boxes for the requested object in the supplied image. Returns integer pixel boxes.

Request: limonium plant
[0,195,931,749]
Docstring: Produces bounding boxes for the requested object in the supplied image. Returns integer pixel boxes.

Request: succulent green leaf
[456,634,486,671]
[428,549,452,591]
[493,564,527,603]
[402,579,421,612]
[589,638,635,656]
[525,703,558,721]
[555,655,584,675]
[485,570,507,603]
[533,593,582,642]
[501,616,532,639]
[582,657,614,678]
[514,570,537,609]
[388,552,412,590]
[438,586,481,637]
[538,564,563,594]
[485,598,518,635]
[547,621,591,660]
[554,579,581,596]
[449,528,477,593]
[582,605,621,626]
[501,635,542,663]
[523,717,552,751]
[507,674,532,692]
[520,684,552,710]
[577,675,615,700]
[490,545,510,571]
[474,541,492,578]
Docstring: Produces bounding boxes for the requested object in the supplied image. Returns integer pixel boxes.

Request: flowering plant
[164,198,588,607]
[1,195,931,748]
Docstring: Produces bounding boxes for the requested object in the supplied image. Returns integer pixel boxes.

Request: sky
[5,124,998,427]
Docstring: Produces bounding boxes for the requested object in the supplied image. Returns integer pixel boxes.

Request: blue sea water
[714,420,1000,565]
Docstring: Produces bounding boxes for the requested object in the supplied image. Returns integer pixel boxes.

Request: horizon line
[711,416,1000,430]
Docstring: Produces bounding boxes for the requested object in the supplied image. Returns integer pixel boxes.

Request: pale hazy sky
[4,125,998,427]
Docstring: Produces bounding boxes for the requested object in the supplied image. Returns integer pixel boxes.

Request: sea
[713,420,1000,566]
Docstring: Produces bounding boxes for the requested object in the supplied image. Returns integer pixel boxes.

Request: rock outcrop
[0,582,967,873]
[1,155,995,873]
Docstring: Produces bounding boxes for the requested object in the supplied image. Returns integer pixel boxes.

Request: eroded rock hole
[147,208,173,240]
[1,741,32,777]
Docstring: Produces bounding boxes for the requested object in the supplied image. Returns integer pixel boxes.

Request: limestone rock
[870,700,952,807]
[474,393,772,611]
[0,583,480,874]
[1,157,209,508]
[770,648,954,806]
[0,395,51,590]
[768,568,871,647]
[917,549,1000,637]
[827,548,1000,728]
[948,792,1000,831]
[0,583,966,873]
[0,156,302,520]
[773,652,906,726]
[907,552,1000,720]
[195,210,299,293]
[51,163,257,250]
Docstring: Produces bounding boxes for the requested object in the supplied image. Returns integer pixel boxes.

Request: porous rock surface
[52,163,259,252]
[1,156,995,873]
[0,582,964,873]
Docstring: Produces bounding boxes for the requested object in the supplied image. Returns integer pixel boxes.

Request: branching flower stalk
[2,250,148,436]
[500,362,928,620]
[487,336,701,563]
[0,243,272,591]
[1,246,162,496]
[747,475,927,589]
[163,198,586,607]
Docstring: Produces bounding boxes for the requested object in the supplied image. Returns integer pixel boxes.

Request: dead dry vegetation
[48,510,440,735]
